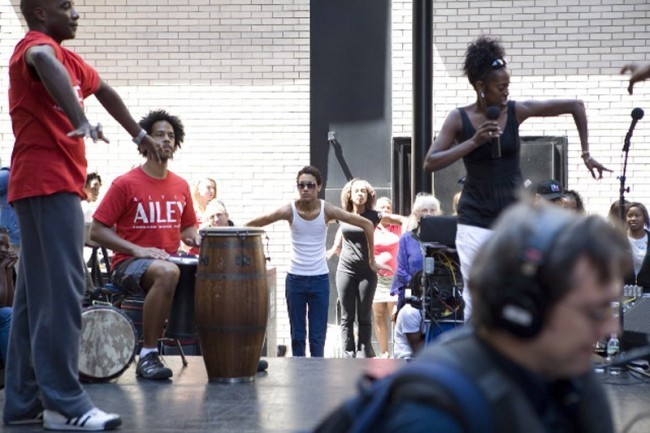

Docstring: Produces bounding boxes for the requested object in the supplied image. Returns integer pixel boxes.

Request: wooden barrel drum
[195,227,268,382]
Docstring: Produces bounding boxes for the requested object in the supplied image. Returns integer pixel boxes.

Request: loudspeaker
[432,136,568,215]
[623,296,650,353]
[623,296,650,335]
[486,207,573,338]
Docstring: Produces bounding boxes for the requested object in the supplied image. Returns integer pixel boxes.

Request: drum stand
[94,285,189,367]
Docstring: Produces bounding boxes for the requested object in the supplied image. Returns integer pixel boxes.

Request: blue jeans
[0,307,11,366]
[285,273,329,357]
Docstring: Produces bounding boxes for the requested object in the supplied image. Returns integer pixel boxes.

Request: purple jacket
[390,231,423,295]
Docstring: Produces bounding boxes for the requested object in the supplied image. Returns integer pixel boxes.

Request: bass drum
[79,305,137,382]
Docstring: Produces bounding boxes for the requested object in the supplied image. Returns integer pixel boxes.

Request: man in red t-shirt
[4,2,161,431]
[90,110,200,381]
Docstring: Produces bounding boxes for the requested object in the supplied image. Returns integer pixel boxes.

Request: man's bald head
[19,0,79,42]
[20,0,45,27]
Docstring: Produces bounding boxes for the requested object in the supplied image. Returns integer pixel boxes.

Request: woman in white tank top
[245,166,378,357]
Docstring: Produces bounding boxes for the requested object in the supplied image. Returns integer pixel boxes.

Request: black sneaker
[136,352,172,380]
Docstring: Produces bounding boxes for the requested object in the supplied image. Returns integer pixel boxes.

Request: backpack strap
[349,361,493,433]
[394,362,493,433]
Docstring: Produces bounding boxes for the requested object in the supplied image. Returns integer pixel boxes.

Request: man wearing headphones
[376,201,629,432]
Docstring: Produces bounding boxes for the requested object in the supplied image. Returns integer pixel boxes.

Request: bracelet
[132,129,147,145]
[581,151,590,159]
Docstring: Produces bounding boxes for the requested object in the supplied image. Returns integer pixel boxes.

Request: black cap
[536,179,563,200]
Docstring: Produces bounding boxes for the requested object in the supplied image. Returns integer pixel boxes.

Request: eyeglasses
[480,58,507,81]
[297,182,317,190]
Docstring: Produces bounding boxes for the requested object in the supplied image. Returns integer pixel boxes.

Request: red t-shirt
[8,31,100,202]
[93,167,198,268]
[374,223,401,277]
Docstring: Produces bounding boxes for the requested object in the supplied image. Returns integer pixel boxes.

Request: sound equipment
[410,246,463,324]
[623,294,650,335]
[419,215,457,248]
[196,227,268,382]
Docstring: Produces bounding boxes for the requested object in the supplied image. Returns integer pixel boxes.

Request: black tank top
[456,100,522,229]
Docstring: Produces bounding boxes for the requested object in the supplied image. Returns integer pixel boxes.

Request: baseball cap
[536,179,563,200]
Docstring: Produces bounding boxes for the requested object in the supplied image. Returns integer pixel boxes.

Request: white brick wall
[3,0,650,356]
[392,0,650,216]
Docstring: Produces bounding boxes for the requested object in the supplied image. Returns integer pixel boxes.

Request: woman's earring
[480,91,485,99]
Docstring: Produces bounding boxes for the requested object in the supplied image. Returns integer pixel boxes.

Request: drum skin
[195,227,268,382]
[79,305,137,382]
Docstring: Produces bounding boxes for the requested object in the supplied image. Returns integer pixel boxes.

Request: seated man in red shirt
[90,110,201,380]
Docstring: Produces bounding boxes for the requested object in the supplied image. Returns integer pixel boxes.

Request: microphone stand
[618,133,634,350]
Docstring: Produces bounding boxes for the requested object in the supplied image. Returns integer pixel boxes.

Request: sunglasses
[480,58,507,81]
[297,182,317,190]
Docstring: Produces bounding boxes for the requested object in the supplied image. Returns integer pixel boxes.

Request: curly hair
[463,35,506,87]
[137,109,185,157]
[85,171,102,187]
[340,178,377,212]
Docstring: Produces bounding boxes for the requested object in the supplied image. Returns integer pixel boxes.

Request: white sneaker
[43,408,121,431]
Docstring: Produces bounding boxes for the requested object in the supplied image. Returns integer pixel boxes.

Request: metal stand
[618,129,635,348]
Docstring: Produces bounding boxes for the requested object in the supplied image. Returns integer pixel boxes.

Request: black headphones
[487,208,573,338]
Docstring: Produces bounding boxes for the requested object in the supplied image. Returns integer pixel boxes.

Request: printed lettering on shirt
[132,195,186,228]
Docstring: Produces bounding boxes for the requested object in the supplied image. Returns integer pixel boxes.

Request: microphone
[486,106,501,158]
[623,107,644,152]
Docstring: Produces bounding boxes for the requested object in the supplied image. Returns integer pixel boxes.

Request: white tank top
[288,199,329,276]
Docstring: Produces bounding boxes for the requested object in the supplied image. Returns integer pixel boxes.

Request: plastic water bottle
[606,333,621,375]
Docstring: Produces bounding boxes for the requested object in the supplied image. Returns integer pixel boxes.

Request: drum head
[200,226,265,237]
[79,306,137,382]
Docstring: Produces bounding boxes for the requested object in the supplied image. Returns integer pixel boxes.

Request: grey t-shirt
[337,208,380,277]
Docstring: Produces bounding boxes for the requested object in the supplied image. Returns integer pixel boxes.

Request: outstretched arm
[424,109,499,173]
[379,212,408,227]
[326,227,343,260]
[515,99,610,179]
[245,204,292,228]
[621,62,650,95]
[325,203,378,271]
[93,80,161,161]
[26,44,106,143]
